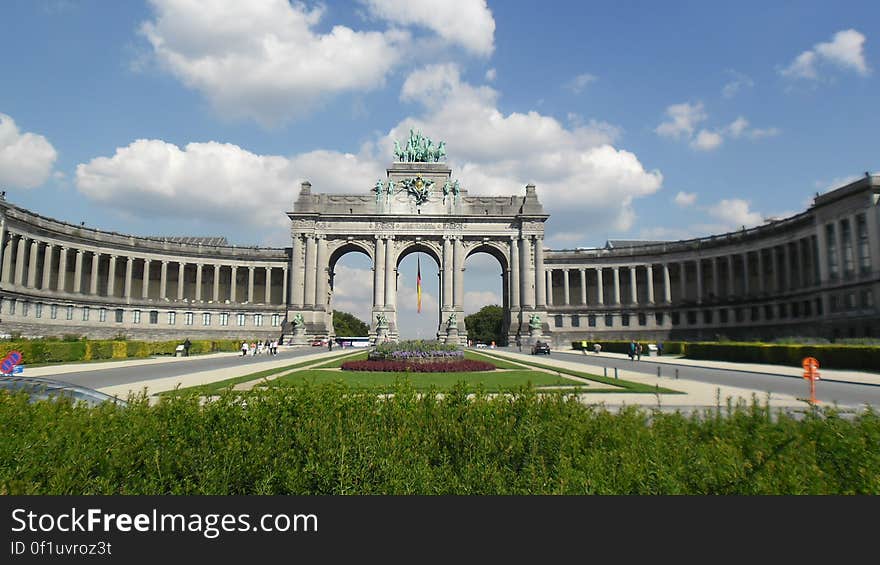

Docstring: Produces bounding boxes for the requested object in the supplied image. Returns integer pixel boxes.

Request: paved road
[501,347,880,409]
[39,347,345,390]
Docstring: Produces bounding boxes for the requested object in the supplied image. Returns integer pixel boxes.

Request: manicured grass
[311,351,369,368]
[268,368,579,391]
[464,350,526,368]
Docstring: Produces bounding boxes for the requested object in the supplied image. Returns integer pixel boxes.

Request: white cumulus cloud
[0,113,58,189]
[674,191,697,207]
[655,102,706,139]
[781,29,869,80]
[690,129,723,151]
[565,73,598,93]
[707,198,765,229]
[360,0,495,56]
[140,0,408,126]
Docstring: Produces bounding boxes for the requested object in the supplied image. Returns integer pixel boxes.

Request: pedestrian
[593,342,602,355]
[251,342,258,356]
[328,338,333,351]
[515,335,522,352]
[272,339,278,355]
[183,338,192,357]
[580,340,587,355]
[629,339,636,361]
[241,341,249,357]
[636,342,642,361]
[657,341,663,356]
[264,339,271,355]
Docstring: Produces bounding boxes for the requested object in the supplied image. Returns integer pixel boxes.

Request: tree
[333,310,369,337]
[465,305,505,345]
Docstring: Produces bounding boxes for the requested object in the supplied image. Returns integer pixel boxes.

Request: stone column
[303,236,317,306]
[90,252,99,295]
[815,227,829,283]
[563,269,570,305]
[782,244,791,290]
[1,236,14,284]
[194,263,203,301]
[265,266,273,305]
[107,255,117,297]
[647,264,655,304]
[281,266,288,305]
[42,243,54,290]
[509,237,520,309]
[629,266,637,304]
[727,255,735,297]
[384,237,395,309]
[742,252,750,296]
[679,261,687,301]
[143,258,152,299]
[596,267,604,305]
[177,262,185,300]
[662,264,671,303]
[791,242,801,289]
[0,219,5,283]
[28,240,40,288]
[57,246,68,292]
[71,248,83,293]
[160,261,168,300]
[14,236,26,286]
[454,237,465,308]
[442,237,453,310]
[373,237,385,309]
[580,268,587,305]
[315,236,328,306]
[695,259,703,303]
[865,207,880,281]
[711,257,719,298]
[212,264,220,302]
[534,237,546,308]
[291,234,304,307]
[247,266,255,303]
[545,270,553,306]
[124,256,133,299]
[757,249,766,293]
[519,236,533,308]
[612,266,620,305]
[230,265,237,302]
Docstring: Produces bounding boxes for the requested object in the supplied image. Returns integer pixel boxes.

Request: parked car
[531,341,551,355]
[0,377,127,408]
[474,342,488,349]
[311,338,329,346]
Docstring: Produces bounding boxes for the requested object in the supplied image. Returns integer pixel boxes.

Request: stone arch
[394,239,442,270]
[464,240,510,272]
[328,239,373,272]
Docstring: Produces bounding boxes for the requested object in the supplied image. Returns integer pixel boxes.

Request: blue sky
[1,1,877,337]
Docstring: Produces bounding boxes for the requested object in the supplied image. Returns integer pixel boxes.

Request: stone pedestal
[290,325,309,346]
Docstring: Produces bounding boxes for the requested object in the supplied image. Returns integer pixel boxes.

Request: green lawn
[267,368,579,391]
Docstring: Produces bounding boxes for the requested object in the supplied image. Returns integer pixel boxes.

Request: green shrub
[682,342,880,371]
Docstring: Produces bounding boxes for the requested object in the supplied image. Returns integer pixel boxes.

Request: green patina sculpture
[399,175,433,204]
[292,313,305,328]
[373,180,384,202]
[446,312,457,329]
[528,314,542,330]
[393,129,446,162]
[376,312,388,329]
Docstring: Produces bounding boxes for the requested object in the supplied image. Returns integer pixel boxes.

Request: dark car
[0,377,127,408]
[531,341,551,355]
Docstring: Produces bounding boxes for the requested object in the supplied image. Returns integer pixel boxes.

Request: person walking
[657,341,664,357]
[515,335,522,352]
[241,341,249,357]
[636,342,642,361]
[593,342,602,355]
[183,338,192,357]
[629,339,636,361]
[580,340,588,355]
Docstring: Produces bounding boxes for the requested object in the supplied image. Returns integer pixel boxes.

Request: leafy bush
[0,338,241,365]
[682,342,880,371]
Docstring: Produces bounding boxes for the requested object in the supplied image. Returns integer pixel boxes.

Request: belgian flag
[417,257,422,313]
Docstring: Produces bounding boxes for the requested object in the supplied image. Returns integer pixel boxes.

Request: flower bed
[342,359,495,373]
[369,339,465,364]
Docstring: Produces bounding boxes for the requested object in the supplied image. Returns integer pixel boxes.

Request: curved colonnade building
[0,172,877,344]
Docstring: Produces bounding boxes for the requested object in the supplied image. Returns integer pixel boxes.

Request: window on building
[764,305,774,320]
[132,310,141,324]
[734,308,744,323]
[638,313,647,326]
[804,300,812,317]
[816,298,823,316]
[671,312,680,326]
[857,214,871,274]
[687,311,697,325]
[588,314,597,327]
[203,313,211,326]
[82,306,89,321]
[237,313,246,326]
[829,295,839,313]
[99,308,106,322]
[604,314,613,327]
[826,223,838,279]
[554,315,563,327]
[66,306,74,320]
[655,312,664,326]
[791,302,800,318]
[571,314,580,327]
[750,306,759,322]
[50,304,57,319]
[778,303,787,319]
[841,219,854,276]
[846,292,857,310]
[220,313,229,326]
[621,313,630,326]
[863,290,874,309]
[22,302,29,317]
[719,309,728,324]
[168,311,176,325]
[35,303,42,318]
[255,314,264,327]
[115,308,123,322]
[150,310,158,324]
[702,310,713,324]
[184,312,194,326]
[271,314,281,327]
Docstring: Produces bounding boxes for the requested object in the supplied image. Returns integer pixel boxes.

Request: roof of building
[155,236,230,246]
[604,239,668,249]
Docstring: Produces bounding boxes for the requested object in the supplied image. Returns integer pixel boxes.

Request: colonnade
[0,232,287,305]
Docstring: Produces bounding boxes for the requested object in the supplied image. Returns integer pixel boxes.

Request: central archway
[464,242,510,345]
[395,242,441,339]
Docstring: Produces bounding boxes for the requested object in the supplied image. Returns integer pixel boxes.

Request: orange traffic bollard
[802,357,820,405]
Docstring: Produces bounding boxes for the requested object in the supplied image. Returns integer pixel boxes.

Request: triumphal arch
[286,131,549,344]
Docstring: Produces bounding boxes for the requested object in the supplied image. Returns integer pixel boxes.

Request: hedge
[0,338,243,365]
[572,340,684,355]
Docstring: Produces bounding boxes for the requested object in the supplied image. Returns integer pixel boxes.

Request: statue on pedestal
[446,312,458,330]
